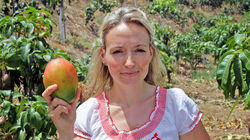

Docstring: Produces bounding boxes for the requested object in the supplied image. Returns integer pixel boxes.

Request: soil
[46,1,249,139]
[173,73,249,139]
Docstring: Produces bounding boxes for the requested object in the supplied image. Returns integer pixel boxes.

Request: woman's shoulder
[166,87,186,97]
[159,87,195,107]
[159,87,186,98]
[76,97,99,113]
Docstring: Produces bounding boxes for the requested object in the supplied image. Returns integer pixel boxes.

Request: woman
[42,7,210,140]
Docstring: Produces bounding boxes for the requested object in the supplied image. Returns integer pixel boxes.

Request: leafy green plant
[216,33,250,109]
[72,55,91,82]
[0,7,58,95]
[0,90,56,139]
[0,7,79,96]
[0,0,40,16]
[84,0,117,25]
[172,29,203,69]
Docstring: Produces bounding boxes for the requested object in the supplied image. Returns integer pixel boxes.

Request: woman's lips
[120,71,139,77]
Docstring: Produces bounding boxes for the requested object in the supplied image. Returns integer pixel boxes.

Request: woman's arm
[180,121,210,140]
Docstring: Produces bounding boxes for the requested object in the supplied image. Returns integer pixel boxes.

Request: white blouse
[74,87,203,140]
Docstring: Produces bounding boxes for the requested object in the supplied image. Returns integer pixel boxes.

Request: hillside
[48,0,247,59]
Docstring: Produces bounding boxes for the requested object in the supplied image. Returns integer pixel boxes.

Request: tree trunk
[63,11,66,40]
[203,53,207,65]
[134,0,138,8]
[59,0,65,44]
[118,0,125,7]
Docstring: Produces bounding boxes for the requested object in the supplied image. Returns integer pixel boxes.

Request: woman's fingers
[49,105,69,120]
[51,98,71,111]
[42,84,57,105]
[71,87,81,110]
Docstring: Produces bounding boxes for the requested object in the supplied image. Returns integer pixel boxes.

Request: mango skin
[43,58,78,103]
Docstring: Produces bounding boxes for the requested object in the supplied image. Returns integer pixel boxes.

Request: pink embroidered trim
[74,128,91,139]
[74,133,91,140]
[188,112,203,129]
[107,87,159,133]
[96,86,167,139]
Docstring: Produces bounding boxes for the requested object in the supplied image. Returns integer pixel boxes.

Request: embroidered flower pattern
[151,133,161,140]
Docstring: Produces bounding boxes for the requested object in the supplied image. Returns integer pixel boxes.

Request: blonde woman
[42,7,210,140]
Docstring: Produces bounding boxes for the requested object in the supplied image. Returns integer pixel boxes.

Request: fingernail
[52,84,57,87]
[68,105,72,110]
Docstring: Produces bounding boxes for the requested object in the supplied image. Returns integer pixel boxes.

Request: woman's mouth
[120,71,139,77]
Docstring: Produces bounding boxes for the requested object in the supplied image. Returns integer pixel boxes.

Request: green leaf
[20,111,29,129]
[24,43,31,57]
[33,111,42,130]
[5,53,22,68]
[8,125,21,134]
[235,33,245,45]
[217,53,235,87]
[3,100,11,116]
[19,9,33,15]
[33,95,45,102]
[19,129,26,140]
[233,58,243,85]
[0,90,11,97]
[38,9,52,16]
[5,25,14,37]
[218,50,234,64]
[227,95,242,120]
[43,54,52,62]
[12,91,24,98]
[244,91,250,110]
[37,41,45,50]
[225,36,236,51]
[233,58,247,95]
[239,49,250,71]
[26,23,34,35]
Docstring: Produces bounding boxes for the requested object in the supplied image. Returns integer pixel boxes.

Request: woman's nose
[124,55,135,68]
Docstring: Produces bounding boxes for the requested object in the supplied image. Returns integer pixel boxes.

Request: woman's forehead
[105,22,150,46]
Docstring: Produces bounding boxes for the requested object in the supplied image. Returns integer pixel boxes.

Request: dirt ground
[172,72,249,139]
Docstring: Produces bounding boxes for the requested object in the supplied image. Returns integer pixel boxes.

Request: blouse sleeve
[168,88,203,135]
[74,98,96,139]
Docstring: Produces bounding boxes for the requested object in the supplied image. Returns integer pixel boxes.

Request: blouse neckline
[96,86,167,139]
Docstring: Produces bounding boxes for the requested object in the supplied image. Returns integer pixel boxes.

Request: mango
[43,58,78,103]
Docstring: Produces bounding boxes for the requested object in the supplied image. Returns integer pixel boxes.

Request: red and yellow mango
[43,58,78,103]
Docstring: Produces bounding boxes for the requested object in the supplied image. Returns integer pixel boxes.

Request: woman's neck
[106,82,155,108]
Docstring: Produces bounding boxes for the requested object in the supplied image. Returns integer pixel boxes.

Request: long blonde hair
[85,7,166,98]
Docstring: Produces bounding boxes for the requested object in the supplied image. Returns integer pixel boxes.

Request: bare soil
[173,73,249,139]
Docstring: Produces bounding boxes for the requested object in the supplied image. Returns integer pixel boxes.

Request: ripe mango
[43,58,78,103]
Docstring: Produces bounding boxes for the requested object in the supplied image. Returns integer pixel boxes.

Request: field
[173,69,249,139]
[0,0,249,139]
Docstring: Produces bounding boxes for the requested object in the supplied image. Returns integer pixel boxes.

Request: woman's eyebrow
[136,44,147,47]
[112,46,123,49]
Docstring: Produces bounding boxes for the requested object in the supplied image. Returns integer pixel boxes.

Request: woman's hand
[42,84,81,140]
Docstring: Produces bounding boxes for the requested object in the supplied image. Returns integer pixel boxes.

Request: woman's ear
[150,45,154,57]
[100,47,107,65]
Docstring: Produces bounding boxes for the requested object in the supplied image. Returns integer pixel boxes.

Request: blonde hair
[85,7,167,98]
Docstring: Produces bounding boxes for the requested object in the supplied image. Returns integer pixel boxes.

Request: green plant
[0,0,41,16]
[0,7,56,95]
[0,90,56,139]
[216,33,250,109]
[0,7,77,96]
[84,0,117,25]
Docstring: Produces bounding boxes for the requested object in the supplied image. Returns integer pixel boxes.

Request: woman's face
[101,22,153,86]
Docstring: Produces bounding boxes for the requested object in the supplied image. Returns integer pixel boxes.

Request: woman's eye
[112,50,122,54]
[136,49,146,52]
